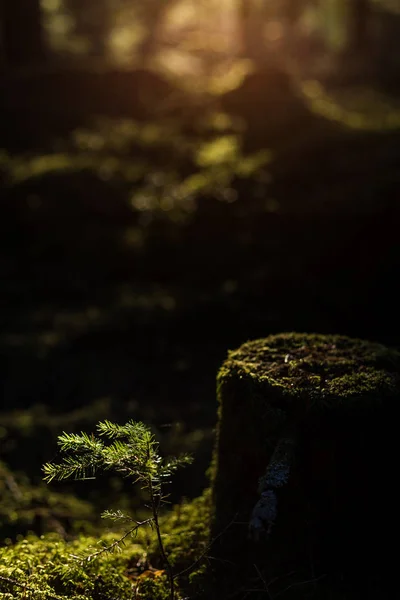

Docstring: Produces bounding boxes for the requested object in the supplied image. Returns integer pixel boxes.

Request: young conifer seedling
[43,420,193,600]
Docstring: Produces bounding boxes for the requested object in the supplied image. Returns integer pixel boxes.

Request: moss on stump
[210,333,400,596]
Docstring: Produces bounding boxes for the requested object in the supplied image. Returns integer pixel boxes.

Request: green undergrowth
[0,401,213,530]
[0,490,211,600]
[1,113,270,224]
[0,461,97,541]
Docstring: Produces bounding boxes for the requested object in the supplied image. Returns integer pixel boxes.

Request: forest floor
[0,61,400,599]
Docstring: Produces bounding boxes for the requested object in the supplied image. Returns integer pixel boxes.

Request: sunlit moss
[235,150,272,177]
[42,0,63,12]
[109,25,143,63]
[218,333,400,407]
[130,191,158,212]
[3,111,274,231]
[320,0,349,51]
[178,169,231,200]
[200,111,237,132]
[10,154,78,183]
[207,59,254,96]
[178,172,210,196]
[196,136,239,167]
[0,533,144,599]
[5,150,148,189]
[0,490,211,600]
[301,79,400,131]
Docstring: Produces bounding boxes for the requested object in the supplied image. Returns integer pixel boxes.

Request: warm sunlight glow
[49,15,73,37]
[167,1,197,29]
[109,25,143,62]
[41,0,63,12]
[265,21,284,43]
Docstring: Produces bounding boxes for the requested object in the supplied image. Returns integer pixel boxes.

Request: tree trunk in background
[136,0,172,66]
[238,0,268,64]
[345,0,371,55]
[1,0,45,67]
[282,0,303,24]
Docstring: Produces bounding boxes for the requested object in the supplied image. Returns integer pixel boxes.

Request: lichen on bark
[249,427,297,540]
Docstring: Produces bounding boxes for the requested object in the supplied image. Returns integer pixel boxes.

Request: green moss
[134,577,171,600]
[218,333,400,410]
[156,490,211,572]
[0,491,211,600]
[0,532,141,599]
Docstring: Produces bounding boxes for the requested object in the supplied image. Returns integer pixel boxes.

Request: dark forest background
[1,0,400,541]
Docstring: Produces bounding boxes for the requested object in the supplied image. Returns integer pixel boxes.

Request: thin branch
[273,574,326,597]
[69,519,153,562]
[254,564,273,600]
[265,570,299,588]
[148,447,175,600]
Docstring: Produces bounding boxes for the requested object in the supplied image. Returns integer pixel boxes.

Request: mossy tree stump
[210,333,399,596]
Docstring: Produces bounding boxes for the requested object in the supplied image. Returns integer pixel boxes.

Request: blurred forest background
[1,0,400,541]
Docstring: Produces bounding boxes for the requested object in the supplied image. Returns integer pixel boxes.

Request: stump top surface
[220,333,400,406]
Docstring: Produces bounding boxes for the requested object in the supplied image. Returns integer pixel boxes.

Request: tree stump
[210,333,399,596]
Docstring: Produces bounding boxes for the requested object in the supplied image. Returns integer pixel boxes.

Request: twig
[149,471,175,600]
[273,574,326,597]
[266,570,300,588]
[70,518,153,562]
[254,564,273,600]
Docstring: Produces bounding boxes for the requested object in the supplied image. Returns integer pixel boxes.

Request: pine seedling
[43,420,193,600]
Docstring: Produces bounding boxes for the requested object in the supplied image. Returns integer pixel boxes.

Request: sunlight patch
[196,136,239,167]
[301,79,400,131]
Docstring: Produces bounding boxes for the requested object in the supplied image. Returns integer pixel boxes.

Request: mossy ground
[0,491,211,600]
